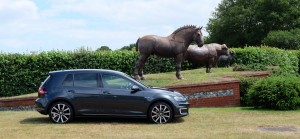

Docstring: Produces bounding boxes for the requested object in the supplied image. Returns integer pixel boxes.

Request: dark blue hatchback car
[35,69,189,124]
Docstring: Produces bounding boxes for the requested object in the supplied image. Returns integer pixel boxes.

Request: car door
[101,73,146,116]
[63,73,103,115]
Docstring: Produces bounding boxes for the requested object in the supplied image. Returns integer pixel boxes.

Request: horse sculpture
[185,43,229,73]
[134,25,204,80]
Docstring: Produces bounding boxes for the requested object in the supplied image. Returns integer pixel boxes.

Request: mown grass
[0,108,299,139]
[141,68,245,87]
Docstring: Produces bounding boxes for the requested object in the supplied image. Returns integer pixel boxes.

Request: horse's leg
[206,58,214,73]
[138,55,149,80]
[133,54,149,80]
[175,54,184,79]
[133,55,143,80]
[205,62,210,73]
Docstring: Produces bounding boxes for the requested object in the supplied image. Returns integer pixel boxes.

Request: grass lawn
[141,68,251,87]
[0,108,299,139]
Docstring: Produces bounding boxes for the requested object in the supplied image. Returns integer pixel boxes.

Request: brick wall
[166,78,241,107]
[0,97,36,107]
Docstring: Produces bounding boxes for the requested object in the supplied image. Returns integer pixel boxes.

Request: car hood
[150,87,183,97]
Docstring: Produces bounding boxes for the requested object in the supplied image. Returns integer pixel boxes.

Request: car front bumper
[174,102,190,118]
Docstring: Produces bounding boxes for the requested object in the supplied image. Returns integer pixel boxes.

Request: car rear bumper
[35,98,47,115]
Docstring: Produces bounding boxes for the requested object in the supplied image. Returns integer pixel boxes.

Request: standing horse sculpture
[134,25,204,80]
[185,43,229,73]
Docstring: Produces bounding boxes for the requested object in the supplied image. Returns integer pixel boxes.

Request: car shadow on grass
[20,117,185,125]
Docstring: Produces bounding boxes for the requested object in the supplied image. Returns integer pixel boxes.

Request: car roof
[49,69,125,75]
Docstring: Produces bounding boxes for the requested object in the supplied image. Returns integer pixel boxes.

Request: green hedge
[0,50,193,97]
[247,76,300,110]
[239,77,260,106]
[232,46,299,74]
[0,46,299,97]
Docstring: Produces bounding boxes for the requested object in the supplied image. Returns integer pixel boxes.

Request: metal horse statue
[134,25,204,80]
[185,43,229,73]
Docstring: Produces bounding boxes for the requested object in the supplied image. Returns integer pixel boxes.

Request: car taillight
[38,88,47,95]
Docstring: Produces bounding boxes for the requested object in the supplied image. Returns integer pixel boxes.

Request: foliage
[206,0,300,47]
[120,43,136,51]
[239,77,260,106]
[0,51,137,97]
[96,46,112,51]
[0,46,299,97]
[247,76,300,110]
[0,51,193,97]
[262,28,300,50]
[232,46,299,74]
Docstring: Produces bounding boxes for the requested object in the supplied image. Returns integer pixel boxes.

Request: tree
[262,29,300,50]
[206,0,300,47]
[120,43,136,51]
[96,46,111,51]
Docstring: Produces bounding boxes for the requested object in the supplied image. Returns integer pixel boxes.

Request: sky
[0,0,222,54]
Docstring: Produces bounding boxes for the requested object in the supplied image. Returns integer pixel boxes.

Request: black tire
[148,102,173,124]
[49,101,73,124]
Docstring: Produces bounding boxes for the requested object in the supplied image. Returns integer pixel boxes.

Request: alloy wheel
[150,103,172,124]
[50,102,73,123]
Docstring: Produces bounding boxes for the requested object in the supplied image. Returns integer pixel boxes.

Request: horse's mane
[172,25,197,35]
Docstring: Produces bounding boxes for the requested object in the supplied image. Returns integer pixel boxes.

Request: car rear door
[63,73,103,115]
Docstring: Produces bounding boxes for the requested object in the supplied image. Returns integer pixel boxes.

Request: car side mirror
[131,85,140,91]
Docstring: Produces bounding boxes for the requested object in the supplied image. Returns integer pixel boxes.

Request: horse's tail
[135,38,140,51]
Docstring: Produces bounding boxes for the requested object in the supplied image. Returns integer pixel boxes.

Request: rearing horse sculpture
[134,25,204,80]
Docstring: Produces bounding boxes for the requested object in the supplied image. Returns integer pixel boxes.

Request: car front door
[101,73,146,116]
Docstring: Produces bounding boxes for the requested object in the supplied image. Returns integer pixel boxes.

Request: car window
[63,74,73,87]
[73,73,98,88]
[102,74,134,90]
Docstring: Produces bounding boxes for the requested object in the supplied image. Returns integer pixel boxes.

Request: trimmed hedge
[0,46,299,97]
[0,50,193,97]
[232,46,299,74]
[247,76,300,110]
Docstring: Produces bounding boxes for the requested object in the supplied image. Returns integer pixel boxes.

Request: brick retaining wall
[0,97,36,107]
[166,78,241,107]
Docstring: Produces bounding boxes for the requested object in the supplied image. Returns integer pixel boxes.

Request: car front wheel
[149,102,173,124]
[49,101,73,124]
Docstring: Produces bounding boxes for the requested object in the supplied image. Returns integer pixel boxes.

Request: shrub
[247,76,300,110]
[239,77,261,106]
[232,46,299,74]
[262,29,300,50]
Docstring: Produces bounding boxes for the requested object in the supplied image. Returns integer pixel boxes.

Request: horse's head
[193,27,204,47]
[220,44,229,55]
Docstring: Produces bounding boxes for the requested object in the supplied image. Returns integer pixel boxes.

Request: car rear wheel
[49,101,73,124]
[149,102,173,124]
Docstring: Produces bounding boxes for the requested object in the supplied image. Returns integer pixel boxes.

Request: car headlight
[173,96,187,101]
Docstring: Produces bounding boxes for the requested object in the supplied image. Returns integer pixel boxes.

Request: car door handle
[67,90,75,93]
[103,91,111,94]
